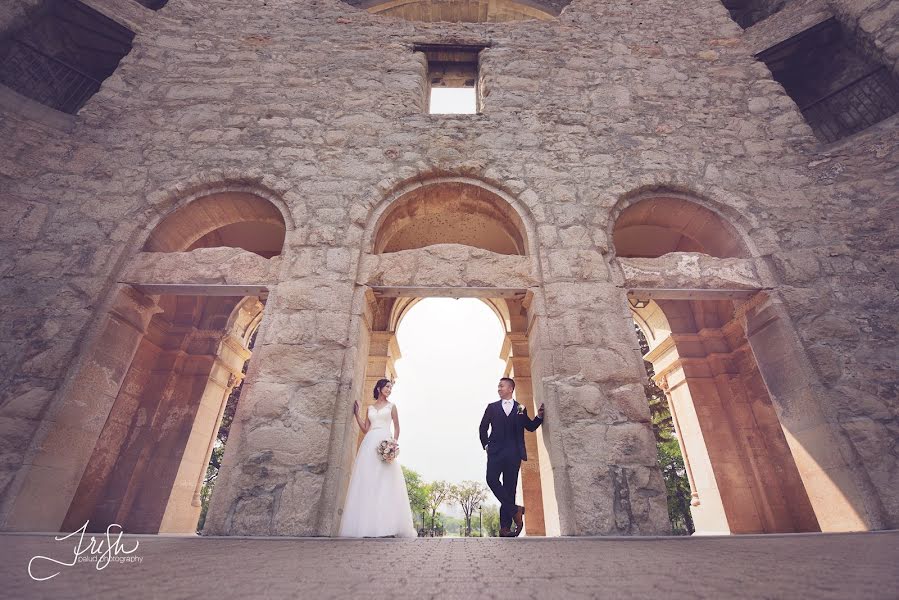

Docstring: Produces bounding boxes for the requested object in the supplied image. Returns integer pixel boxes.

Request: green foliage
[403,466,430,521]
[441,515,464,536]
[480,504,500,537]
[635,323,695,535]
[197,329,256,533]
[423,480,452,535]
[658,438,694,535]
[450,481,489,536]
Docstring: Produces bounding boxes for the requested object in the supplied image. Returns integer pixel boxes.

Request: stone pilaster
[504,332,546,536]
[3,286,163,531]
[538,275,671,535]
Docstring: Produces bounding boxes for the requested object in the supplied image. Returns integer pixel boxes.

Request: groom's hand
[537,403,545,419]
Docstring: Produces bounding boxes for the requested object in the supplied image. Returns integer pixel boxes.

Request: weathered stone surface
[618,253,763,289]
[0,0,896,538]
[743,0,834,56]
[359,244,536,289]
[121,249,281,286]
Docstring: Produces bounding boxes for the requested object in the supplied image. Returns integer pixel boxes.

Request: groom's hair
[373,378,391,399]
[500,377,515,390]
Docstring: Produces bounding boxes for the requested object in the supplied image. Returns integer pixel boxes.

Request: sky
[390,298,506,489]
[429,88,477,114]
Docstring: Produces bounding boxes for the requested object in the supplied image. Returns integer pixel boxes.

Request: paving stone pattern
[2,531,899,599]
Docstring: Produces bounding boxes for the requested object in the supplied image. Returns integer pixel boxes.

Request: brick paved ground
[2,531,898,600]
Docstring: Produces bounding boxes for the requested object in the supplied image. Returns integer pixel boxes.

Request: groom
[479,377,545,537]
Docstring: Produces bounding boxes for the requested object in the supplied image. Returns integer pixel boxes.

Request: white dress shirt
[502,398,514,416]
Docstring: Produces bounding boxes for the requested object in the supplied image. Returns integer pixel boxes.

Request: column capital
[109,285,164,334]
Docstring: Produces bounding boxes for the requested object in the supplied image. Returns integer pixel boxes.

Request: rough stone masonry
[0,0,896,537]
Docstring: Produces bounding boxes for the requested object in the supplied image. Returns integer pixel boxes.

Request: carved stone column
[656,376,701,509]
[646,303,821,535]
[647,336,732,534]
[504,332,546,536]
[159,331,251,533]
[357,330,400,448]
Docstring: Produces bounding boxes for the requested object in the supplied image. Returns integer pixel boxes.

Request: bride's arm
[352,401,370,433]
[391,404,401,442]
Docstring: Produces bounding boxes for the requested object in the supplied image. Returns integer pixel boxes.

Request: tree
[403,466,429,530]
[450,481,489,537]
[432,513,446,537]
[197,329,257,532]
[481,504,500,537]
[442,515,463,536]
[658,438,694,534]
[424,480,451,534]
[634,322,694,534]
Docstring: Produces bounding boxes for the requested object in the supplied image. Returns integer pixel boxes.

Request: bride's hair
[373,378,391,400]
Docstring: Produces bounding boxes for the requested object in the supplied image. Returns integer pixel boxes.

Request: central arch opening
[340,177,556,536]
[349,291,558,537]
[392,297,506,536]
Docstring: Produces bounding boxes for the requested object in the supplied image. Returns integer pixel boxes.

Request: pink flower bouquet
[376,439,400,463]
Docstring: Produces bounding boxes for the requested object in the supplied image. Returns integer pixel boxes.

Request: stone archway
[3,189,287,533]
[612,194,751,259]
[357,292,555,536]
[324,177,563,536]
[613,190,872,533]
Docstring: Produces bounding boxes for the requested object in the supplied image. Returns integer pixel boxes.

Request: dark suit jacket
[479,400,543,461]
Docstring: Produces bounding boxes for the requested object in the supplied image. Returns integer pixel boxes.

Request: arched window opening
[613,196,750,259]
[373,182,527,255]
[633,320,695,535]
[629,298,820,535]
[143,192,287,258]
[61,293,265,534]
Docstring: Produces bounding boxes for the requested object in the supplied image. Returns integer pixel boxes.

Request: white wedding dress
[338,402,417,538]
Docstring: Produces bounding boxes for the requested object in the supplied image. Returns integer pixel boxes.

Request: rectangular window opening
[415,44,485,115]
[0,1,134,114]
[756,19,899,143]
[135,0,170,9]
[721,0,788,29]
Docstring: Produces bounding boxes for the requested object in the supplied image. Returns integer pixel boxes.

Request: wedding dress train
[338,402,417,538]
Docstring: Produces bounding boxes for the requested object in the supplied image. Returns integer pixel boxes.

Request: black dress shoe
[513,505,525,530]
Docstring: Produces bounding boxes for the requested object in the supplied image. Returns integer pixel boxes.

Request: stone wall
[0,0,896,534]
[829,0,899,77]
[755,0,899,527]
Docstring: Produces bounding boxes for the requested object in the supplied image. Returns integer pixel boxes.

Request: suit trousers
[486,447,521,530]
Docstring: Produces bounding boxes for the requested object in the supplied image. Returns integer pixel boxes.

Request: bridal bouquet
[376,439,400,463]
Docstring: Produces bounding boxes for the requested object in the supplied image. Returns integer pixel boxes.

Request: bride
[338,379,417,538]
